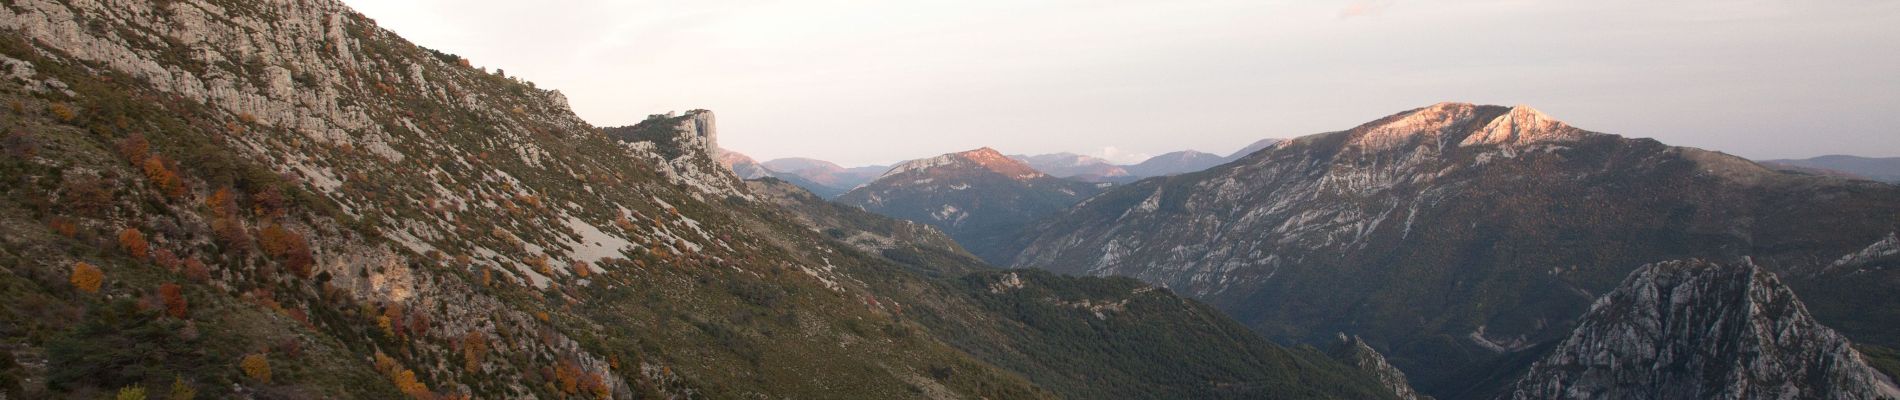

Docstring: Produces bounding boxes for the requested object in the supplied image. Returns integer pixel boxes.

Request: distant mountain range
[727,137,1287,196]
[834,148,1106,264]
[1759,155,1900,183]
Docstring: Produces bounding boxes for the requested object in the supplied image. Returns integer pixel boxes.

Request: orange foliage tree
[571,260,592,278]
[259,224,314,278]
[159,283,187,318]
[393,369,431,399]
[183,258,210,283]
[206,187,239,217]
[70,262,104,294]
[48,216,79,238]
[142,156,184,198]
[118,227,149,260]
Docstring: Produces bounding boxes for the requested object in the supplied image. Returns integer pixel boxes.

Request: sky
[342,0,1900,166]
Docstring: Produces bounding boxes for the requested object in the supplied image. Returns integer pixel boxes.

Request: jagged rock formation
[838,147,1104,264]
[1011,152,1134,182]
[1009,102,1900,396]
[1125,150,1230,177]
[604,110,753,200]
[1508,259,1900,399]
[1328,335,1431,400]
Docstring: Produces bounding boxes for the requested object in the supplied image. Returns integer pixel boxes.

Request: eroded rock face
[1508,259,1900,400]
[1329,334,1432,400]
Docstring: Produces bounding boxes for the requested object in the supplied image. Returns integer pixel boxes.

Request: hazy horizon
[343,0,1900,166]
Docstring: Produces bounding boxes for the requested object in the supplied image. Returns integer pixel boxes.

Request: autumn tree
[152,248,182,271]
[571,260,592,278]
[380,303,403,337]
[118,227,149,260]
[115,385,146,400]
[183,258,210,282]
[116,133,150,164]
[206,187,239,218]
[142,156,184,198]
[555,360,583,395]
[48,216,78,238]
[213,217,249,251]
[48,102,77,122]
[159,283,187,318]
[240,353,271,383]
[259,224,314,278]
[393,369,431,399]
[70,262,103,294]
[169,377,197,400]
[461,332,487,371]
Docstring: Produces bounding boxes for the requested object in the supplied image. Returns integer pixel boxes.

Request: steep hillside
[1508,259,1900,399]
[1125,150,1229,177]
[1009,102,1900,396]
[0,0,1408,398]
[838,148,1105,264]
[1011,152,1133,182]
[745,178,984,278]
[749,178,1406,399]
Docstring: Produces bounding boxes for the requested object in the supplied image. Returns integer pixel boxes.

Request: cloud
[1339,0,1395,19]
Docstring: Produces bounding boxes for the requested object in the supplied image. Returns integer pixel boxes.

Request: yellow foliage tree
[170,377,197,400]
[169,377,197,400]
[240,353,271,383]
[48,102,77,122]
[115,385,146,400]
[70,262,103,294]
[462,332,488,372]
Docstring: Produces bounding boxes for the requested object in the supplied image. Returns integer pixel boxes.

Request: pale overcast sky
[342,0,1900,166]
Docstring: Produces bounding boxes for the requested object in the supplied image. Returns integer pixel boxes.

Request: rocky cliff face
[1329,334,1432,400]
[1508,259,1900,399]
[604,110,753,200]
[839,147,1104,264]
[1008,102,1900,396]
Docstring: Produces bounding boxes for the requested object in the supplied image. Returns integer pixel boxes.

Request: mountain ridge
[1007,101,1900,397]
